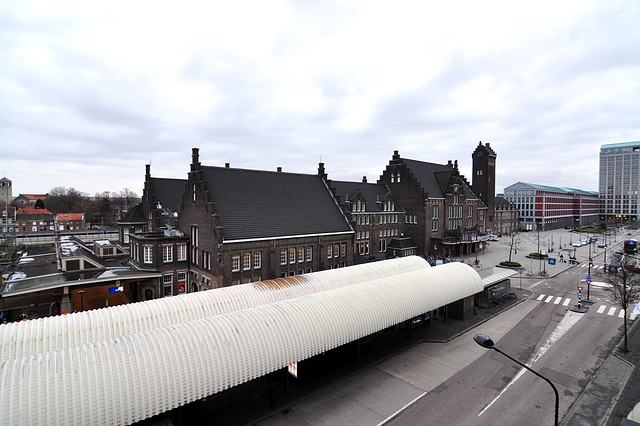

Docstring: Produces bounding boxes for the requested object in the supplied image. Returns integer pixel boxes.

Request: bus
[624,239,638,254]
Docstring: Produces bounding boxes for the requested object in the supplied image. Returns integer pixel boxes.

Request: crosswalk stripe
[554,297,562,305]
[597,305,606,314]
[608,307,617,316]
[533,295,632,318]
[545,295,554,303]
[537,294,545,301]
[618,310,625,318]
[563,298,571,306]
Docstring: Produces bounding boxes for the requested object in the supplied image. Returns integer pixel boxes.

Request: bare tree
[505,228,526,264]
[600,252,640,352]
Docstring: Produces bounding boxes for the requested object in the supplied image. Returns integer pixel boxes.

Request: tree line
[28,187,141,228]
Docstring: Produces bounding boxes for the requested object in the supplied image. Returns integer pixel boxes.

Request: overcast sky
[1,0,639,198]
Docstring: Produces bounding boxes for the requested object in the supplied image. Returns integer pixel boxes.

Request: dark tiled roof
[201,166,352,241]
[330,180,404,213]
[119,203,146,224]
[151,178,187,213]
[388,236,418,250]
[402,159,478,201]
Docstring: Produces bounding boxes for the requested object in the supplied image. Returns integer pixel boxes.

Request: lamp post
[474,334,559,426]
[78,290,86,312]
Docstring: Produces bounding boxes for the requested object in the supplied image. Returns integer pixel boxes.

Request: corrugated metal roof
[0,262,482,425]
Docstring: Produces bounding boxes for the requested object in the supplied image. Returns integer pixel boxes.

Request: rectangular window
[253,252,262,269]
[203,251,211,270]
[289,248,296,264]
[298,247,304,263]
[334,243,339,257]
[306,246,312,261]
[327,244,332,258]
[163,274,173,296]
[177,244,187,261]
[280,249,287,265]
[191,225,198,266]
[232,254,240,272]
[341,243,347,257]
[143,246,153,264]
[163,245,173,263]
[243,252,251,270]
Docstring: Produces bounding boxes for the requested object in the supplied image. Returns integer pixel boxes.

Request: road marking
[597,305,606,314]
[554,297,562,305]
[608,307,616,316]
[618,310,625,318]
[478,310,583,418]
[545,295,554,303]
[536,294,545,301]
[563,298,571,306]
[377,392,427,426]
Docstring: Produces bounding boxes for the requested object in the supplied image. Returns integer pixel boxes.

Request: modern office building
[599,141,640,225]
[503,182,599,231]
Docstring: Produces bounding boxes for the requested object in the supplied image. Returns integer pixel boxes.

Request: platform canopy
[0,261,483,426]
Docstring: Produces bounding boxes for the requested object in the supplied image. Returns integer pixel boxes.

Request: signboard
[108,286,123,294]
[288,362,298,378]
[548,258,556,265]
[577,286,584,292]
[586,275,592,284]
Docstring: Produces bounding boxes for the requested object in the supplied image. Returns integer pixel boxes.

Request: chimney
[318,162,327,180]
[277,167,282,172]
[447,160,453,168]
[191,148,200,172]
[225,163,230,168]
[362,176,367,183]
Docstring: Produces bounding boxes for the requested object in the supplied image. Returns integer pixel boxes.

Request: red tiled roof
[56,213,84,221]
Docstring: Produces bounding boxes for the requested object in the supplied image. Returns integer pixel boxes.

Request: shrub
[500,261,522,267]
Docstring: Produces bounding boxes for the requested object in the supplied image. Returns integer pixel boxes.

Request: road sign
[578,294,582,299]
[548,258,556,265]
[586,275,592,281]
[577,286,584,292]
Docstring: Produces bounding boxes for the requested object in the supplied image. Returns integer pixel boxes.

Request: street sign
[548,258,556,265]
[586,275,592,281]
[577,286,584,292]
[578,294,582,299]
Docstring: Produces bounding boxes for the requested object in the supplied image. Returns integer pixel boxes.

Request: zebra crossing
[535,293,633,319]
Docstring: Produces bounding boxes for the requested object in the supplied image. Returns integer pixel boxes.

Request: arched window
[144,289,153,300]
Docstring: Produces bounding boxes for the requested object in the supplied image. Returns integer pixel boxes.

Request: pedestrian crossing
[535,293,633,319]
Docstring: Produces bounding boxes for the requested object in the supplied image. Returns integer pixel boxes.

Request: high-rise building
[599,141,640,225]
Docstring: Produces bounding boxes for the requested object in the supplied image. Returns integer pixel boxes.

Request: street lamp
[78,290,86,312]
[473,334,559,426]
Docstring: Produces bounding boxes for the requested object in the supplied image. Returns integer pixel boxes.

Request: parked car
[597,242,606,248]
[572,241,581,247]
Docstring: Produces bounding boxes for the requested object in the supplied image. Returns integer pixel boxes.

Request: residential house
[56,213,85,231]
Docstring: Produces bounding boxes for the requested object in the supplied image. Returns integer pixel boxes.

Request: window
[298,247,304,263]
[143,246,153,264]
[191,226,198,266]
[289,248,296,264]
[253,252,262,269]
[203,251,211,270]
[280,249,287,265]
[306,246,312,261]
[177,244,187,261]
[163,245,173,263]
[334,243,339,257]
[327,244,332,258]
[232,254,240,272]
[341,243,347,257]
[163,274,173,296]
[243,252,251,270]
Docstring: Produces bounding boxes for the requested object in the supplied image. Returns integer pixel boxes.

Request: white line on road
[597,305,606,314]
[545,295,554,303]
[478,310,583,419]
[563,298,571,306]
[378,392,427,426]
[618,310,625,318]
[608,307,616,316]
[554,297,562,305]
[537,294,545,301]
